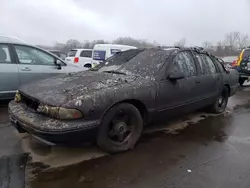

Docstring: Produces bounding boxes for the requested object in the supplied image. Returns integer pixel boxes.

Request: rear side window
[202,55,217,74]
[80,50,92,58]
[195,53,216,75]
[0,44,11,63]
[67,50,77,57]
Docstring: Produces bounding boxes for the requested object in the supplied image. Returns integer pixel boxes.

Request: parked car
[49,50,67,60]
[232,47,250,86]
[0,37,86,100]
[9,47,239,153]
[92,44,137,65]
[65,49,93,68]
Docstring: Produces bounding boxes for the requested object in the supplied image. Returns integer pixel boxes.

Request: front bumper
[8,101,100,145]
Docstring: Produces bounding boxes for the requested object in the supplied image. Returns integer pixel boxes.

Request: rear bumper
[239,73,250,79]
[230,83,239,96]
[8,101,100,145]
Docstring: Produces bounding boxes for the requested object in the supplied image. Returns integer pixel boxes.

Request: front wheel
[209,86,229,114]
[97,103,143,154]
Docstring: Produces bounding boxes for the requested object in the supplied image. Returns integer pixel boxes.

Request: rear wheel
[209,86,229,114]
[97,103,143,153]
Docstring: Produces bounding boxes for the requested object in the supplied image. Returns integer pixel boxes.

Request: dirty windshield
[93,49,170,76]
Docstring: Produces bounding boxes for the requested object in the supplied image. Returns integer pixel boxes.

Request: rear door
[12,44,64,86]
[194,52,221,100]
[0,43,19,99]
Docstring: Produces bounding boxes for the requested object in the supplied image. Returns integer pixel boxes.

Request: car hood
[19,71,140,106]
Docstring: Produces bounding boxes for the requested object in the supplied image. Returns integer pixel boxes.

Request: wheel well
[84,63,92,68]
[105,100,148,125]
[224,84,230,95]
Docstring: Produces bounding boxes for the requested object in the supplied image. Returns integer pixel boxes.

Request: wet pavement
[1,86,250,188]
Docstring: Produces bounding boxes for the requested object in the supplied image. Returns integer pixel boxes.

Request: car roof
[0,35,27,44]
[50,50,63,52]
[70,49,92,51]
[93,44,137,48]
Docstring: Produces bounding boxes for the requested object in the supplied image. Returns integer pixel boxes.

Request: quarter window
[203,55,216,74]
[14,45,55,65]
[0,44,11,63]
[171,51,197,77]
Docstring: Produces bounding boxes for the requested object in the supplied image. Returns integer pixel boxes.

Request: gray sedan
[0,39,86,100]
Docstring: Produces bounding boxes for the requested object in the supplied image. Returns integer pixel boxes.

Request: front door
[0,44,19,99]
[12,45,63,86]
[156,51,200,119]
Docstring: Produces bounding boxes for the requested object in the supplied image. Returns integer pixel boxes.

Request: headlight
[58,107,83,120]
[37,104,83,120]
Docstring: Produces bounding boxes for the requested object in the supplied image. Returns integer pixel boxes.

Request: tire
[239,78,245,86]
[97,103,143,154]
[209,86,229,114]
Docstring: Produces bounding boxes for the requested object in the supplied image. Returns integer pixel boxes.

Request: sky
[1,0,250,46]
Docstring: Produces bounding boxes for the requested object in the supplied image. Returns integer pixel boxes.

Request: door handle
[21,67,31,71]
[196,80,200,83]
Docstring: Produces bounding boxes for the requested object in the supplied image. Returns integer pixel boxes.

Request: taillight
[74,57,79,63]
[231,60,237,67]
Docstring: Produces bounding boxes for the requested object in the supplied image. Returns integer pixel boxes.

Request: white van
[65,49,93,68]
[92,44,137,65]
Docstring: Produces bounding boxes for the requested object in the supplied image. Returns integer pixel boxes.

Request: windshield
[92,49,170,77]
[243,50,250,58]
[67,50,77,57]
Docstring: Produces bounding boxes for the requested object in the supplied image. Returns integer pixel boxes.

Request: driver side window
[14,45,55,65]
[171,51,197,77]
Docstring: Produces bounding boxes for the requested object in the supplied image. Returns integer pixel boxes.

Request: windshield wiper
[103,70,126,75]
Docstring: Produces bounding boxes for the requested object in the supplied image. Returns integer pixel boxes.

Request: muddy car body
[9,48,239,153]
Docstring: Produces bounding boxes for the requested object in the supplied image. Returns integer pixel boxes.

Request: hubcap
[114,122,128,135]
[108,113,132,143]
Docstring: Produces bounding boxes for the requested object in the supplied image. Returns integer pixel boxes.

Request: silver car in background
[0,36,87,100]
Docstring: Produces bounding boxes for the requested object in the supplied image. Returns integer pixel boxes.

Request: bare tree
[113,37,155,48]
[174,38,186,47]
[237,33,249,49]
[224,32,240,50]
[202,41,213,49]
[66,39,82,49]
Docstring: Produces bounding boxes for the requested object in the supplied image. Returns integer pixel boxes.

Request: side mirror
[56,59,66,69]
[168,71,185,80]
